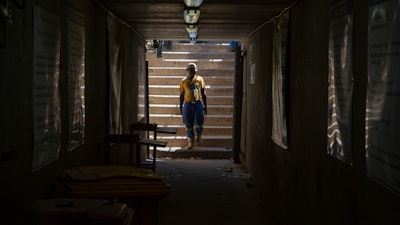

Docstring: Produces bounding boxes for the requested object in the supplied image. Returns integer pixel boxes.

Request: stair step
[147,51,235,60]
[148,68,235,76]
[150,115,233,126]
[149,108,233,115]
[149,84,233,89]
[156,148,232,159]
[148,60,234,69]
[153,135,232,140]
[148,57,235,62]
[149,85,234,95]
[149,76,235,86]
[149,95,234,105]
[154,127,233,137]
[147,102,234,108]
[149,75,234,79]
[154,146,232,152]
[149,107,233,115]
[148,104,233,115]
[145,105,234,111]
[147,125,233,136]
[163,42,233,52]
[162,138,233,148]
[142,103,234,114]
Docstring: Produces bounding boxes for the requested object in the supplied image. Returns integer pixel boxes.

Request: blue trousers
[182,101,204,139]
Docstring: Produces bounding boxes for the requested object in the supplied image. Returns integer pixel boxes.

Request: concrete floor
[156,158,279,225]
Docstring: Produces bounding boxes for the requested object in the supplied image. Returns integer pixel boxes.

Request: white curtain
[271,19,288,149]
[107,15,123,134]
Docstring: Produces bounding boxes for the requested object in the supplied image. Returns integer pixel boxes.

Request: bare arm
[180,92,184,115]
[201,89,207,115]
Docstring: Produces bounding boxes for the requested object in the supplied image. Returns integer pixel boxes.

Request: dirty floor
[156,158,278,225]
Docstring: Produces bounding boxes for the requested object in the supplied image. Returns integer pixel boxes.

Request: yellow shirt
[180,75,206,102]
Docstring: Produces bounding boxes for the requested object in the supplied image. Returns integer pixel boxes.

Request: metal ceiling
[95,0,295,41]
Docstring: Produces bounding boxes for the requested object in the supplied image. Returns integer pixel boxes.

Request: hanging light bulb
[184,0,203,7]
[188,31,197,39]
[186,23,198,33]
[183,8,200,24]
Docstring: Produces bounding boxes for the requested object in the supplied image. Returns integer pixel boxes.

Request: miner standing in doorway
[180,63,207,149]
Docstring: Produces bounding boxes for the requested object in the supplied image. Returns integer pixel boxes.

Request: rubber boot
[196,133,202,146]
[185,138,194,150]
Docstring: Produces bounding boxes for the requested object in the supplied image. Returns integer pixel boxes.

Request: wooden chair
[130,122,167,171]
[104,134,140,165]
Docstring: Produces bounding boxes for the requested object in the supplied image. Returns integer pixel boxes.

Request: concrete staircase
[146,41,235,159]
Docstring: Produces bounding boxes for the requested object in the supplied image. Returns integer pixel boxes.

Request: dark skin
[180,67,207,115]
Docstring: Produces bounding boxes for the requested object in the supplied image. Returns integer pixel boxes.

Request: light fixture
[186,23,198,33]
[184,0,203,7]
[188,31,197,39]
[183,8,200,24]
[190,38,197,43]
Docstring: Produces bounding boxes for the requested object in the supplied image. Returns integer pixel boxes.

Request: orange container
[57,166,171,225]
[32,198,133,225]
